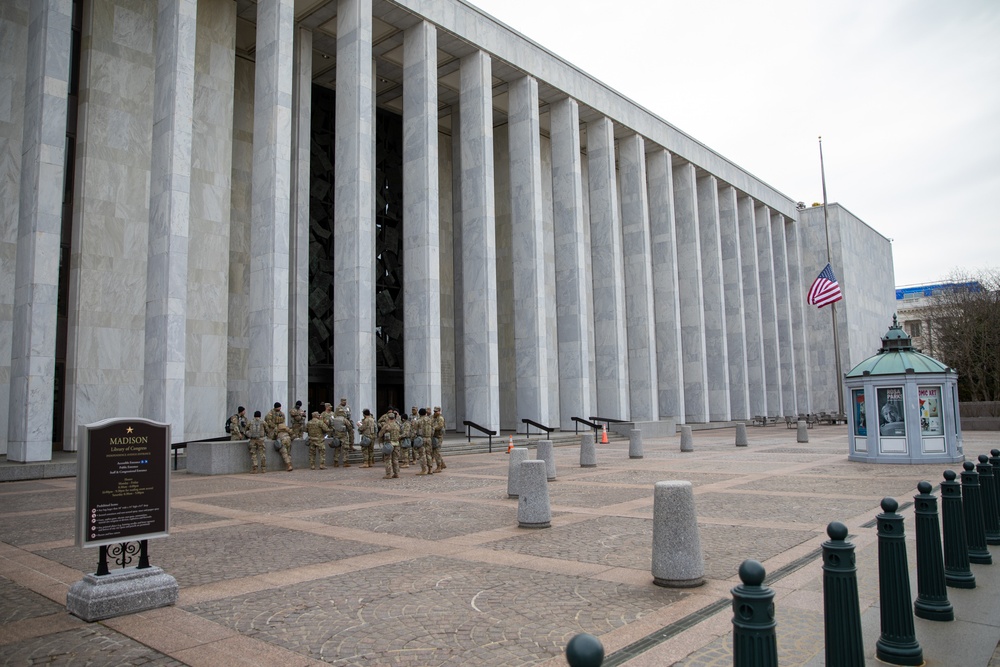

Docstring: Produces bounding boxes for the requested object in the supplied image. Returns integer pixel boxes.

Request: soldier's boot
[333,461,340,467]
[251,466,258,474]
[382,474,393,479]
[286,464,293,472]
[439,462,447,469]
[392,474,399,478]
[416,468,428,475]
[343,462,351,467]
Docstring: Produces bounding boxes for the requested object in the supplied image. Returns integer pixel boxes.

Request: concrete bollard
[517,460,551,528]
[977,455,1000,544]
[941,469,976,588]
[735,422,748,447]
[731,560,777,667]
[536,440,556,481]
[565,633,604,667]
[822,522,865,666]
[628,429,643,459]
[960,461,993,564]
[875,497,923,666]
[507,447,529,498]
[679,425,693,452]
[652,481,704,588]
[580,434,597,468]
[913,481,954,621]
[796,420,808,443]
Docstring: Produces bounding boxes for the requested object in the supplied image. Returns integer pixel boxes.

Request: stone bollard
[580,434,597,468]
[731,560,777,667]
[536,440,556,481]
[679,425,693,452]
[822,521,865,667]
[977,455,1000,544]
[941,469,976,588]
[875,497,923,666]
[960,460,993,564]
[913,481,954,621]
[628,429,643,459]
[565,633,604,667]
[517,460,551,529]
[796,420,809,443]
[507,447,529,498]
[651,481,704,588]
[735,422,748,447]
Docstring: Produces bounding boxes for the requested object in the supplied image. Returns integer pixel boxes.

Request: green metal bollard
[565,633,604,667]
[977,455,1000,544]
[941,469,976,588]
[961,460,993,565]
[913,481,954,621]
[731,559,777,667]
[875,497,923,666]
[990,450,1000,522]
[822,521,865,666]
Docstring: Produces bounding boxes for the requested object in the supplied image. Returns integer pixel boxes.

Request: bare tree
[927,268,1000,402]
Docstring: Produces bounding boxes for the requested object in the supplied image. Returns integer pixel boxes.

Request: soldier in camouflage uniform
[431,406,447,472]
[275,423,294,471]
[398,413,411,468]
[230,406,248,441]
[408,406,419,463]
[288,400,306,440]
[331,413,351,468]
[264,402,285,444]
[334,397,355,450]
[414,408,434,475]
[377,411,401,479]
[358,409,376,467]
[246,410,267,473]
[306,411,331,470]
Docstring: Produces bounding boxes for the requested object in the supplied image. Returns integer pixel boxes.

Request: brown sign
[75,419,170,548]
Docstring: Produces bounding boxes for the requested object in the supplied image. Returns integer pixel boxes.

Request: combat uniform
[431,407,447,472]
[378,416,401,479]
[415,409,434,475]
[230,412,248,441]
[331,415,351,467]
[264,405,285,440]
[398,415,412,468]
[246,416,267,473]
[358,413,376,467]
[306,412,331,470]
[275,424,293,471]
[334,399,355,450]
[288,404,306,439]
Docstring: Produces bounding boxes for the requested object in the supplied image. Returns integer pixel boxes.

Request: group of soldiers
[228,399,447,478]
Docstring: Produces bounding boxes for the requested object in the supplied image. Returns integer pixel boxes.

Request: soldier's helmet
[311,412,320,418]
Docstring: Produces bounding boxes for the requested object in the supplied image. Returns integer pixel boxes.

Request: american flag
[808,263,843,308]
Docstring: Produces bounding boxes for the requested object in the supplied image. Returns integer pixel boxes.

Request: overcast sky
[469,0,1000,287]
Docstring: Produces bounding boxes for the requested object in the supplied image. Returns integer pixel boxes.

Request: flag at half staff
[808,263,843,308]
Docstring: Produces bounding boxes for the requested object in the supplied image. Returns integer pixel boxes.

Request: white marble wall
[646,149,684,422]
[619,133,658,422]
[718,184,749,421]
[539,132,559,428]
[738,194,766,417]
[334,0,375,416]
[580,151,597,416]
[550,97,592,429]
[770,212,797,415]
[586,116,628,419]
[403,20,442,411]
[0,0,29,457]
[185,0,234,440]
[289,27,311,409]
[696,174,730,422]
[8,0,71,461]
[144,0,196,443]
[507,76,551,426]
[673,162,708,422]
[754,204,781,416]
[784,219,811,414]
[494,123,513,429]
[65,0,157,450]
[458,50,500,431]
[439,128,456,428]
[449,108,464,427]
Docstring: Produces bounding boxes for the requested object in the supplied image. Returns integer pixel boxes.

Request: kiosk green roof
[845,315,953,377]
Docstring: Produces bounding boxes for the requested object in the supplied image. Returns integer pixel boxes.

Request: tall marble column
[696,174,730,422]
[403,20,442,411]
[719,184,749,421]
[450,107,465,427]
[334,0,375,414]
[459,50,499,431]
[550,97,592,430]
[289,27,311,408]
[619,133,658,422]
[586,116,628,419]
[771,212,797,415]
[738,195,766,418]
[646,149,684,422]
[8,0,71,461]
[508,76,550,425]
[755,204,782,416]
[144,0,197,441]
[673,162,708,423]
[785,220,811,414]
[249,0,293,413]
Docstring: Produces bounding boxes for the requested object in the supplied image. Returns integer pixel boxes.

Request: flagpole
[819,136,845,417]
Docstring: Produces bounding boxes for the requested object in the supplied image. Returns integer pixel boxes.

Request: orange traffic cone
[601,425,609,444]
[507,435,514,453]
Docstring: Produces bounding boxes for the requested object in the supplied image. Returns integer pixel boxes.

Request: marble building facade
[0,0,896,461]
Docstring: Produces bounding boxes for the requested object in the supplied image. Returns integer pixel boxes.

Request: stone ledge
[67,566,178,622]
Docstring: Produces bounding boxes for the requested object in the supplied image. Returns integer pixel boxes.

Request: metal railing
[521,418,554,439]
[571,416,601,441]
[463,420,497,453]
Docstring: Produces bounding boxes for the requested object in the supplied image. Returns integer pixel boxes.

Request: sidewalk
[1,426,998,665]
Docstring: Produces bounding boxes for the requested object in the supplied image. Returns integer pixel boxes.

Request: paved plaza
[2,426,1000,666]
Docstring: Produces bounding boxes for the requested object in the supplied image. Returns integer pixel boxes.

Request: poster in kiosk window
[75,418,171,548]
[876,387,906,437]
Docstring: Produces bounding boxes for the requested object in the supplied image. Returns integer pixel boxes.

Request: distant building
[895,282,981,358]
